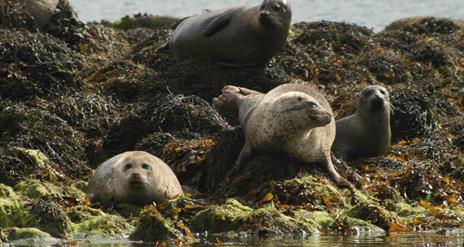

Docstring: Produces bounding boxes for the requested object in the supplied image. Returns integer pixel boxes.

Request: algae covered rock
[130,205,181,241]
[189,198,252,233]
[3,227,53,241]
[348,202,399,230]
[14,179,85,200]
[0,198,36,228]
[73,213,134,239]
[30,199,73,238]
[109,13,180,30]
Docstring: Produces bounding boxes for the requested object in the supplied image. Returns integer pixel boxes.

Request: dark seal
[332,85,392,160]
[161,0,292,67]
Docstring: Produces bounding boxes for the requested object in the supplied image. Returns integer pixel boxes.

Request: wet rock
[386,17,460,35]
[0,29,83,100]
[347,202,399,230]
[0,104,91,181]
[246,207,315,236]
[73,213,133,238]
[109,13,180,30]
[130,205,181,241]
[274,175,347,210]
[2,227,52,242]
[30,199,72,238]
[390,88,438,141]
[189,198,252,233]
[0,198,36,228]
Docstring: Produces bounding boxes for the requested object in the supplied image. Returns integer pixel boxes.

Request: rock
[130,205,181,241]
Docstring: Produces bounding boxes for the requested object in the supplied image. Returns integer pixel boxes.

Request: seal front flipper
[155,42,170,54]
[203,9,236,37]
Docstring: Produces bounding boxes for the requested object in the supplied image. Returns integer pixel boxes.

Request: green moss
[12,147,50,169]
[67,205,106,223]
[130,205,181,241]
[190,198,252,233]
[14,179,85,200]
[73,181,88,194]
[73,214,134,238]
[295,210,335,229]
[0,198,36,228]
[336,215,386,235]
[280,175,348,208]
[247,207,316,235]
[348,202,399,230]
[395,203,428,217]
[0,183,18,199]
[3,227,52,241]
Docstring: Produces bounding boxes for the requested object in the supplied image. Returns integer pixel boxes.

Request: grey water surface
[69,0,464,31]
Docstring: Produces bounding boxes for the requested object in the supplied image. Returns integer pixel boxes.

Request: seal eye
[259,4,265,10]
[141,164,150,170]
[307,102,317,108]
[380,90,386,95]
[273,5,280,11]
[124,163,132,171]
[297,97,303,102]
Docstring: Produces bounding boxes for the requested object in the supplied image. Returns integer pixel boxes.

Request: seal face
[213,83,351,187]
[87,151,183,207]
[332,85,392,160]
[163,0,292,67]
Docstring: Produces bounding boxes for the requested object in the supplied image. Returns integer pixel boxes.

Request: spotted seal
[213,84,350,186]
[87,151,183,206]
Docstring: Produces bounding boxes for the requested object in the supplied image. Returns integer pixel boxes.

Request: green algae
[30,199,73,239]
[279,175,348,208]
[190,198,252,233]
[0,198,36,228]
[0,183,18,200]
[14,179,85,200]
[66,205,107,223]
[247,207,316,235]
[348,202,400,230]
[292,210,335,229]
[130,205,181,241]
[3,227,52,241]
[73,213,134,239]
[12,147,50,169]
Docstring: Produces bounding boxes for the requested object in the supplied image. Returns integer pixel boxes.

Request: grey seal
[213,84,350,186]
[87,151,183,206]
[332,85,392,160]
[23,0,59,29]
[161,0,292,67]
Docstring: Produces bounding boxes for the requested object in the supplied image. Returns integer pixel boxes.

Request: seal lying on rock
[332,85,392,160]
[213,84,350,186]
[87,151,183,206]
[21,0,59,29]
[160,0,292,67]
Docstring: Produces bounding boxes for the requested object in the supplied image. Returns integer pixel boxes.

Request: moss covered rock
[30,199,73,238]
[189,198,252,233]
[0,198,36,228]
[73,213,133,238]
[3,227,52,241]
[0,183,18,200]
[130,205,181,241]
[348,202,399,230]
[14,179,85,200]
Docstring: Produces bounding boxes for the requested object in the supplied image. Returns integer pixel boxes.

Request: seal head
[258,0,292,29]
[87,151,183,207]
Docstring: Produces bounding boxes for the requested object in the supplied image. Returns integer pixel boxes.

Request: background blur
[68,0,463,31]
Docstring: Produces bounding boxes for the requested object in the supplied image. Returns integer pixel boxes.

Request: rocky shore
[0,1,463,244]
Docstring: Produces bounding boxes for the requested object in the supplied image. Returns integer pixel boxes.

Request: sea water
[69,0,464,31]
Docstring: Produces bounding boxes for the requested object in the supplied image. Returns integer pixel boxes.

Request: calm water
[68,0,464,31]
[9,232,464,246]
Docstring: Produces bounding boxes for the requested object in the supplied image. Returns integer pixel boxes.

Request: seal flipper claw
[323,153,352,188]
[235,141,253,170]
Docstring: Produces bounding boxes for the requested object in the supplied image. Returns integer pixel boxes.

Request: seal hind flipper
[203,9,236,37]
[155,42,170,54]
